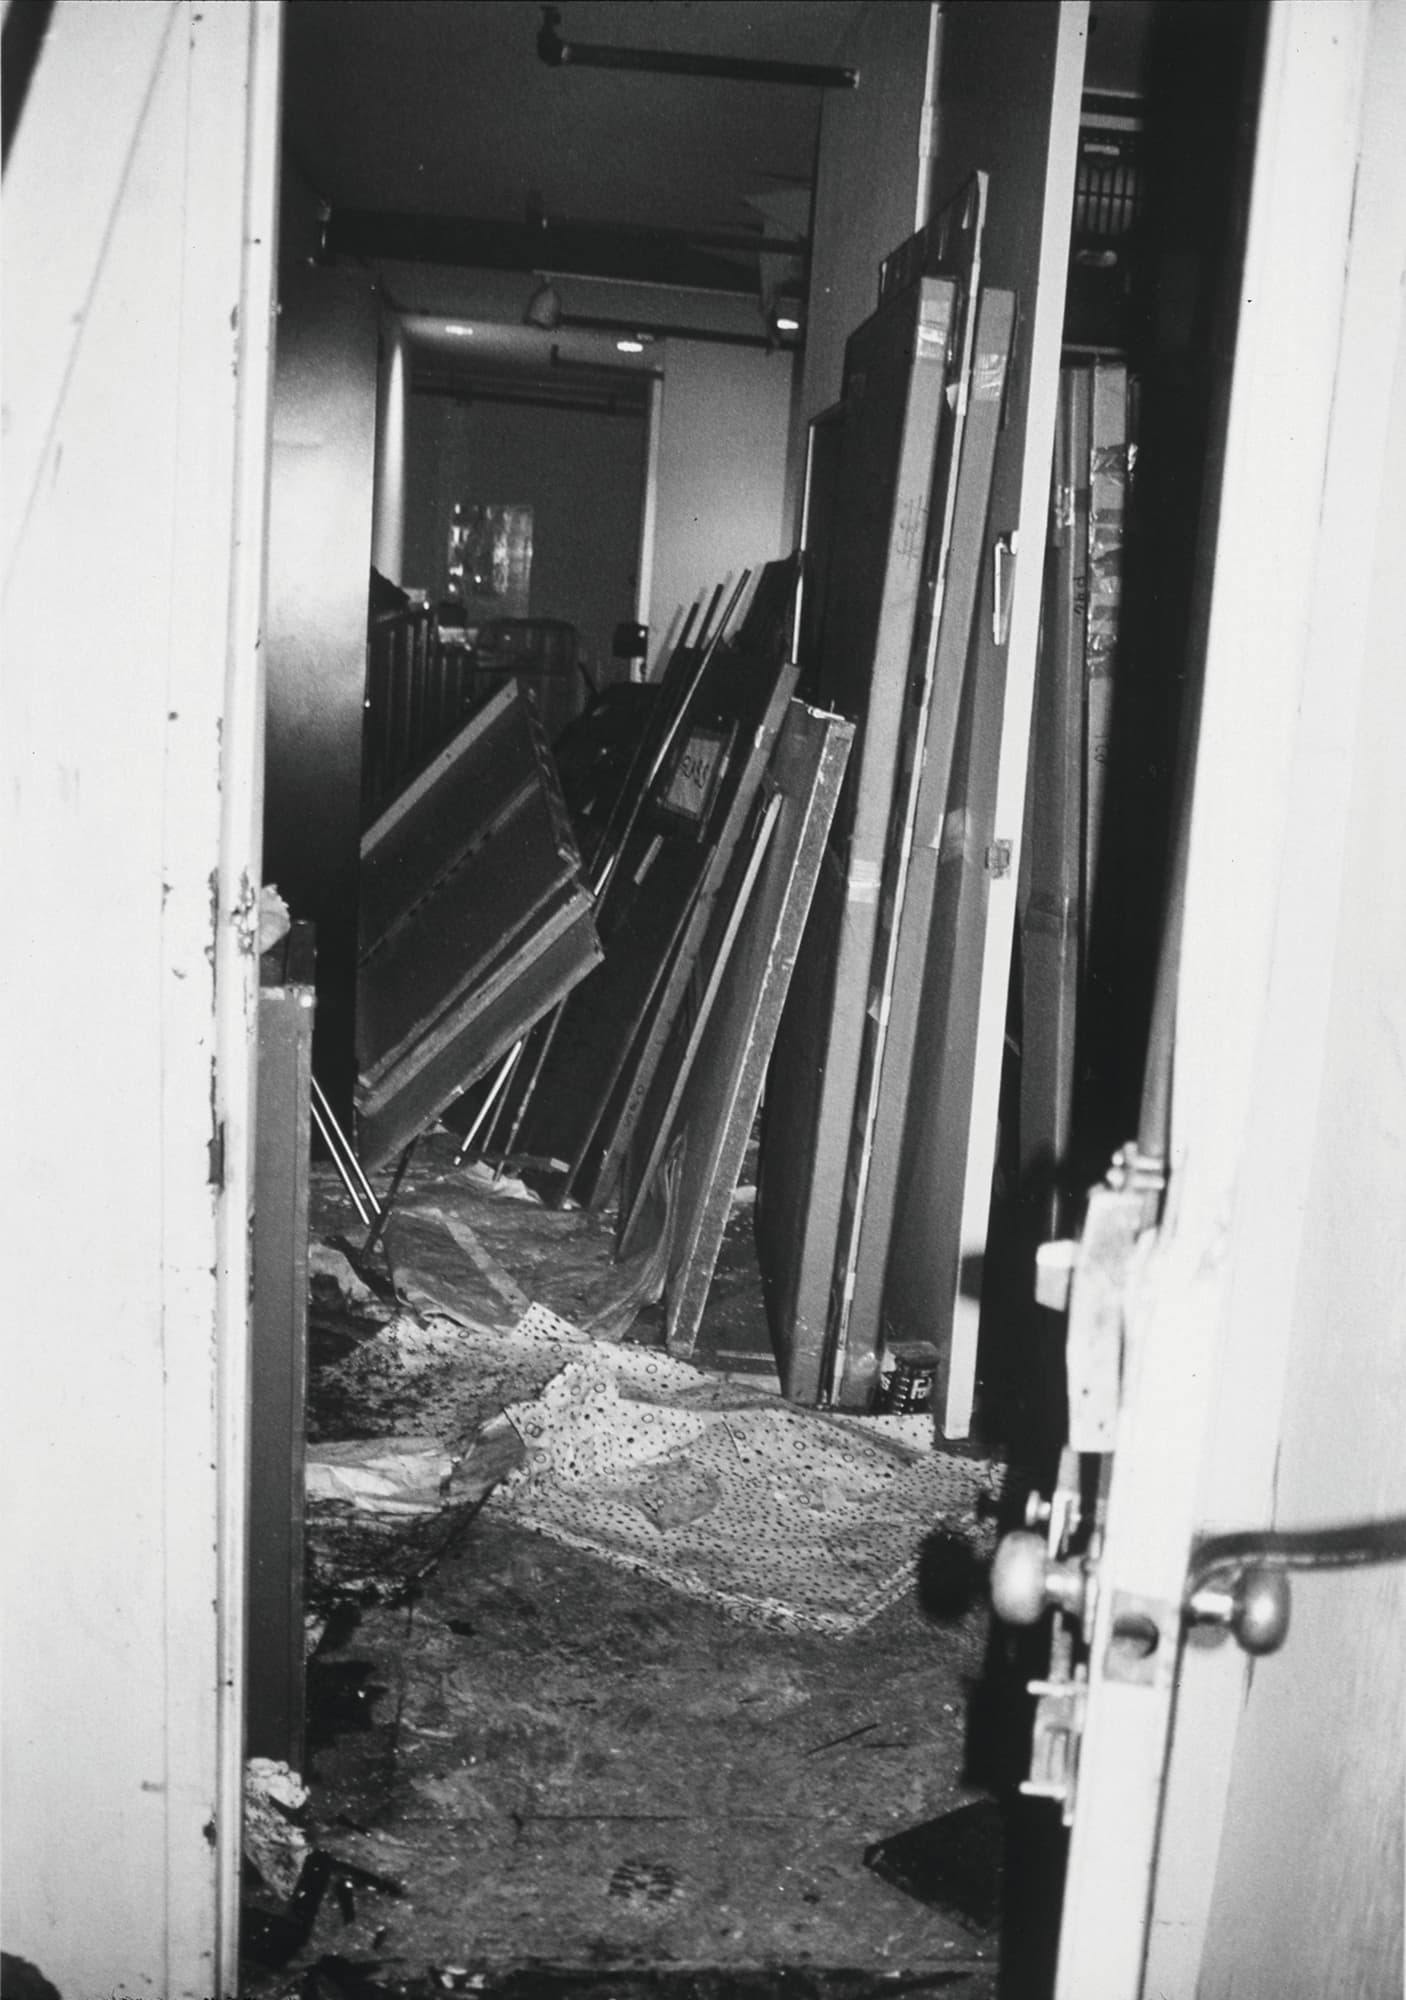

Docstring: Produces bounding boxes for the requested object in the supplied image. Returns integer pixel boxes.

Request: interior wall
[263,262,380,1120]
[646,337,795,670]
[402,389,648,685]
[799,1,936,429]
[0,3,278,1990]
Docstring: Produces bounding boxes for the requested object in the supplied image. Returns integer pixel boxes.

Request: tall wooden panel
[264,264,380,1122]
[756,273,958,1404]
[1019,365,1092,1230]
[834,288,1015,1403]
[247,928,315,1768]
[661,702,854,1359]
[877,0,1087,1435]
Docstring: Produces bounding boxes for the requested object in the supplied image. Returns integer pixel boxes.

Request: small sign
[657,725,732,831]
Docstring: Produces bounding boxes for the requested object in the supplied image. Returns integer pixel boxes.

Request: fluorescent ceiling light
[444,322,475,336]
[774,315,801,334]
[616,338,646,354]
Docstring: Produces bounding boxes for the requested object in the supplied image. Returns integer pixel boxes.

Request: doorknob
[991,1528,1089,1626]
[993,1511,1406,1658]
[1186,1564,1292,1655]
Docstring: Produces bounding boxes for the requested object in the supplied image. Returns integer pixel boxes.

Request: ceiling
[282,0,862,242]
[281,0,1158,378]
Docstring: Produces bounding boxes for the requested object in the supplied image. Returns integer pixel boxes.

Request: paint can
[879,1341,940,1414]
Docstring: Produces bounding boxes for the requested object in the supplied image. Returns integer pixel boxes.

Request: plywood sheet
[834,288,1015,1403]
[878,3,1085,1436]
[755,272,958,1400]
[659,701,854,1359]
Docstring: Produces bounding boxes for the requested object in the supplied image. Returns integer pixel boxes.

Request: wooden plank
[662,701,854,1359]
[616,791,784,1256]
[1084,361,1129,948]
[876,0,1087,1436]
[1018,364,1092,1227]
[247,931,315,1768]
[833,288,1015,1402]
[584,654,800,1202]
[755,271,958,1401]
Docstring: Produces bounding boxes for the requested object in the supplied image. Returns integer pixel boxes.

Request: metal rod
[538,6,858,89]
[361,1138,417,1260]
[453,1040,522,1166]
[310,1076,381,1218]
[309,1092,371,1228]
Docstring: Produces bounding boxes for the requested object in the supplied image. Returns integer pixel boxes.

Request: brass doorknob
[991,1529,1088,1625]
[1188,1565,1292,1655]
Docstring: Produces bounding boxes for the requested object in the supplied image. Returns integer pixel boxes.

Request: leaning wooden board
[656,700,854,1360]
[754,271,959,1405]
[1018,363,1092,1226]
[511,618,797,1203]
[831,286,1015,1405]
[878,1,1085,1435]
[354,683,600,1169]
[815,184,993,1408]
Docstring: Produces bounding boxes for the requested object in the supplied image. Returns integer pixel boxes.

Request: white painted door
[1,4,281,1993]
[1018,5,1406,1993]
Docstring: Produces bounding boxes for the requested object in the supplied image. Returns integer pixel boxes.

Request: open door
[991,5,1406,1992]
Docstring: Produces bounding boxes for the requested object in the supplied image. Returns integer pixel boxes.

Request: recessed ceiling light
[616,338,646,354]
[444,322,475,337]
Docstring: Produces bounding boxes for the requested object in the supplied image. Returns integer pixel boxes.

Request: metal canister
[879,1341,940,1414]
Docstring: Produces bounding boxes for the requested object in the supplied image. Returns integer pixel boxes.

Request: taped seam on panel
[847,861,882,905]
[936,806,974,865]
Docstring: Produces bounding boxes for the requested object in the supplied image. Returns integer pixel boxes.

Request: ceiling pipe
[325,210,806,294]
[537,6,858,90]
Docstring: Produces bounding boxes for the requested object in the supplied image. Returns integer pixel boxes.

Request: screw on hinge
[985,839,1013,878]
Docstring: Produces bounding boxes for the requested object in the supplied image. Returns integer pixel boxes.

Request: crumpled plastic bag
[244,1757,308,1900]
[305,1436,454,1515]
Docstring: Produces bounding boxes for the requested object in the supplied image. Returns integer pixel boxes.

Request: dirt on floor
[246,1511,1020,1995]
[243,1144,1063,1998]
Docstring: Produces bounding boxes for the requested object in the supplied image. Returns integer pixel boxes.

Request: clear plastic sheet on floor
[489,1346,1005,1634]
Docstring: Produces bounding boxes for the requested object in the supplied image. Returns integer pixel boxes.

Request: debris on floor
[304,1135,1004,1631]
[489,1344,1004,1634]
[245,1757,311,1901]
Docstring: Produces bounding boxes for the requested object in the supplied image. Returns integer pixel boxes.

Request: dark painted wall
[402,390,648,686]
[263,263,380,1120]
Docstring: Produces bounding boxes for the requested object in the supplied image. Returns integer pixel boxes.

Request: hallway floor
[242,1147,1060,1997]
